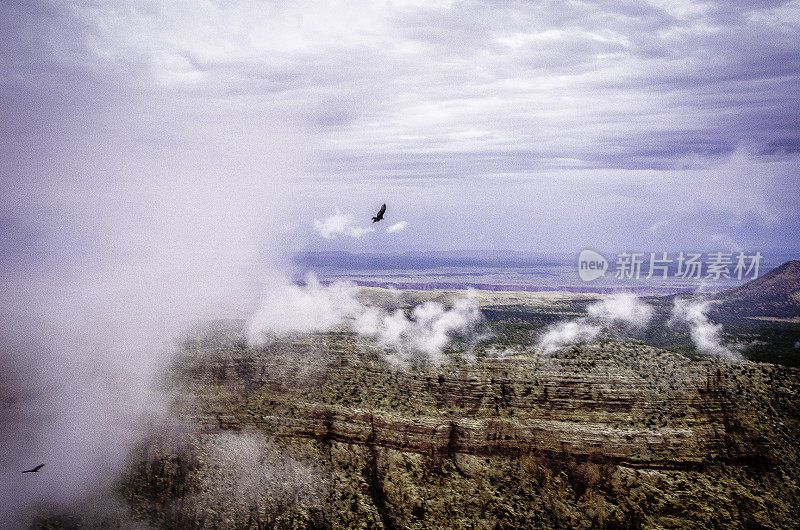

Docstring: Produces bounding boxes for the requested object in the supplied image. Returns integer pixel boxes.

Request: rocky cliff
[117,328,800,529]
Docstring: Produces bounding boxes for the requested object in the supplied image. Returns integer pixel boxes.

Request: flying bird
[22,464,44,474]
[372,203,386,223]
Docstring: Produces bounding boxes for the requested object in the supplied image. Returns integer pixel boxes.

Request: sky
[2,0,800,261]
[1,1,799,523]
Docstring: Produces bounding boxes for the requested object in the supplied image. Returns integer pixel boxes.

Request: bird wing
[34,464,44,471]
[377,204,386,216]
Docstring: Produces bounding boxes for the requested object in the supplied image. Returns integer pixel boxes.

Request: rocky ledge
[120,331,800,529]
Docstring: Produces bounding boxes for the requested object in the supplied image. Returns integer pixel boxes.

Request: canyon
[118,326,800,528]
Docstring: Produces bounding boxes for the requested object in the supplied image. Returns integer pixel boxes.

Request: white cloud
[313,211,375,239]
[247,275,363,336]
[537,293,654,353]
[586,293,654,328]
[538,320,602,354]
[353,297,483,364]
[386,220,408,233]
[670,299,742,360]
[189,432,322,525]
[248,274,483,364]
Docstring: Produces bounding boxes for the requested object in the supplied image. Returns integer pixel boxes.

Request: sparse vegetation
[108,295,800,528]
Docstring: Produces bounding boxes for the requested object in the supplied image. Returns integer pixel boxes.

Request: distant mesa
[716,260,800,317]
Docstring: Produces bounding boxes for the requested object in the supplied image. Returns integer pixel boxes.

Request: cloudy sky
[2,0,800,263]
[1,2,799,522]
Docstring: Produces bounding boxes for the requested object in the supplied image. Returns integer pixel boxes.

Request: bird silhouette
[372,203,386,223]
[22,464,44,474]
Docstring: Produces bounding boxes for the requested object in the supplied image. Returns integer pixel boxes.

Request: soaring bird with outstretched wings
[22,464,44,474]
[372,203,386,223]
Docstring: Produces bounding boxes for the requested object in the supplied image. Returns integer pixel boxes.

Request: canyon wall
[119,330,800,528]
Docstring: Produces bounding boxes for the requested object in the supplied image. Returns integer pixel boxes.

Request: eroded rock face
[122,331,800,529]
